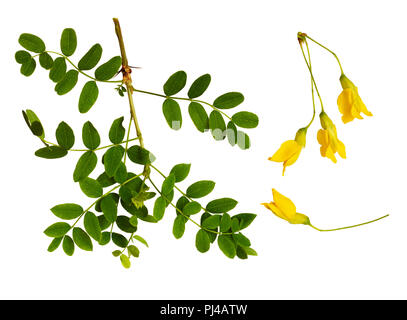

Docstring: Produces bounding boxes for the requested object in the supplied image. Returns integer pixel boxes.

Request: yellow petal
[325,146,337,163]
[317,129,328,146]
[272,189,296,220]
[270,140,301,162]
[262,202,291,221]
[336,139,346,159]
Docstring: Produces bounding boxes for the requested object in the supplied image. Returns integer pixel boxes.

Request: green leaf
[60,28,77,56]
[213,92,244,109]
[188,102,209,132]
[209,110,226,140]
[98,215,111,231]
[163,71,187,96]
[202,215,221,229]
[186,180,215,198]
[201,213,217,243]
[104,146,125,177]
[44,222,70,238]
[20,58,36,76]
[112,233,128,248]
[232,213,256,231]
[236,131,250,150]
[183,201,201,215]
[127,145,156,165]
[39,52,53,70]
[161,173,175,195]
[176,196,189,214]
[101,194,118,223]
[128,245,140,258]
[120,254,131,269]
[226,121,238,146]
[112,250,121,257]
[129,215,138,227]
[114,162,128,184]
[97,172,115,188]
[162,99,182,130]
[172,215,187,239]
[55,121,75,149]
[153,197,166,221]
[47,237,63,252]
[84,212,102,241]
[62,235,75,256]
[232,111,259,129]
[233,233,251,247]
[78,44,103,70]
[72,227,93,251]
[23,109,44,138]
[51,203,83,220]
[49,57,67,83]
[236,245,248,260]
[79,177,103,198]
[109,117,125,144]
[133,235,149,247]
[79,81,99,113]
[231,217,240,233]
[116,215,137,233]
[18,33,45,53]
[195,229,210,253]
[55,69,78,95]
[188,74,211,99]
[220,213,232,232]
[244,247,258,256]
[82,121,100,150]
[94,56,122,81]
[35,146,67,159]
[206,198,238,213]
[217,235,236,259]
[170,163,191,183]
[15,50,31,64]
[73,151,97,182]
[99,232,111,245]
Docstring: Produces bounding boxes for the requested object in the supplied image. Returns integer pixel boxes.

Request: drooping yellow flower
[269,128,307,175]
[261,189,310,225]
[317,112,346,163]
[337,74,372,123]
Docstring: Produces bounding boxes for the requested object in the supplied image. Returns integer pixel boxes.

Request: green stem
[123,117,133,164]
[38,51,122,84]
[299,42,325,112]
[304,40,316,129]
[148,177,231,235]
[132,88,233,121]
[304,35,344,75]
[41,137,139,152]
[309,214,389,232]
[70,173,144,230]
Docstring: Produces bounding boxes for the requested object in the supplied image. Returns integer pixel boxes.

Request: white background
[1,0,406,299]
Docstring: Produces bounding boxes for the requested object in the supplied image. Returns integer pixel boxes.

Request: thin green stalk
[36,51,122,84]
[70,172,144,230]
[304,34,344,75]
[41,137,139,152]
[299,42,325,112]
[309,214,389,232]
[132,88,233,121]
[305,40,316,129]
[123,117,133,164]
[148,177,231,235]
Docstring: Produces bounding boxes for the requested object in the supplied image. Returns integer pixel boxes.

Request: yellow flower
[261,189,310,225]
[337,74,372,123]
[269,128,307,175]
[317,112,346,163]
